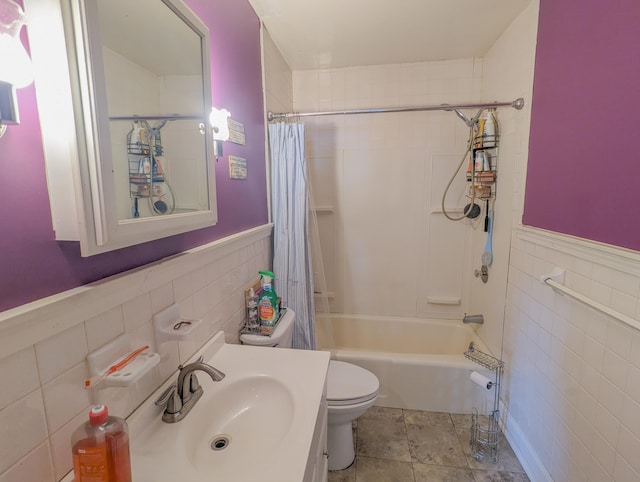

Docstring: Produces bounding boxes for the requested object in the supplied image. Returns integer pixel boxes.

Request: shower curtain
[269,122,316,349]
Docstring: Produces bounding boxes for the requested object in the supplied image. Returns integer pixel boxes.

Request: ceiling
[248,0,533,70]
[99,0,202,76]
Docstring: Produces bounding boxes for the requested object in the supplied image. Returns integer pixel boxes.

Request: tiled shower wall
[262,26,294,115]
[294,58,484,318]
[0,228,271,482]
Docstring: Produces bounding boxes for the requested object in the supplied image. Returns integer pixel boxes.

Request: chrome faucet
[155,357,225,423]
[463,313,484,324]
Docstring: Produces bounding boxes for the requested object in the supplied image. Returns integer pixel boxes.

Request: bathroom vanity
[62,332,330,481]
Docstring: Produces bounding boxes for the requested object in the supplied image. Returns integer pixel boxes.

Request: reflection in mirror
[97,0,211,221]
[26,0,218,255]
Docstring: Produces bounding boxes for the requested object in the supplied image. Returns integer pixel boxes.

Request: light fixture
[0,0,33,138]
[209,107,230,158]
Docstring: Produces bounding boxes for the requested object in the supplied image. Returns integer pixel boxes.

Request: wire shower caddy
[464,341,505,463]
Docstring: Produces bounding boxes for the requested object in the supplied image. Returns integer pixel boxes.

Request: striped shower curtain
[268,122,316,349]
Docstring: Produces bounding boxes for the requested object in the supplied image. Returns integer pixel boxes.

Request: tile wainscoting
[0,224,272,482]
[502,227,640,482]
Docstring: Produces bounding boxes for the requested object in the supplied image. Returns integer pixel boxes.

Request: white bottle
[483,111,496,147]
[483,151,491,171]
[129,122,141,151]
[474,151,485,172]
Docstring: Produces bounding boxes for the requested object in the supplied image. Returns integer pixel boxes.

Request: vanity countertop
[63,332,330,481]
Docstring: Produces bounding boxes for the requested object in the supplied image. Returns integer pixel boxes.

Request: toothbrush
[85,345,149,388]
[481,203,494,266]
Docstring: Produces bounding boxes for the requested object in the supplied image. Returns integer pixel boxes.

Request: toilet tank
[240,309,295,347]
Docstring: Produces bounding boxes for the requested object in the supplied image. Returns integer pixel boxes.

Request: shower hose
[441,125,477,221]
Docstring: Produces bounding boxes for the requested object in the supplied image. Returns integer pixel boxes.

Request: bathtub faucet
[463,313,484,324]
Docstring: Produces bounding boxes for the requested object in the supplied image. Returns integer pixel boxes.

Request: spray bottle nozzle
[258,270,275,282]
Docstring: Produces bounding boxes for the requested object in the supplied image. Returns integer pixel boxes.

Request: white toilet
[240,309,379,470]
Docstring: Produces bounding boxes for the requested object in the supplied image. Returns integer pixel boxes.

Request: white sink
[102,332,329,482]
[187,374,295,471]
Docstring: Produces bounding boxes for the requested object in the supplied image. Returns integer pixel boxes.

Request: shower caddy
[127,120,167,217]
[464,341,504,463]
[466,109,499,202]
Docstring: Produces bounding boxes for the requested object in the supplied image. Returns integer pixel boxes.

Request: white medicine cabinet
[25,0,218,256]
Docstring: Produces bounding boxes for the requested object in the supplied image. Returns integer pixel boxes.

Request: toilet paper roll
[470,371,493,390]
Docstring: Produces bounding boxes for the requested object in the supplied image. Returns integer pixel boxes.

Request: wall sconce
[0,0,33,138]
[209,107,230,158]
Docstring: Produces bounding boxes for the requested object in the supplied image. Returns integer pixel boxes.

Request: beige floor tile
[333,407,527,482]
[413,463,475,482]
[471,469,531,481]
[406,424,468,468]
[355,456,415,482]
[450,412,473,430]
[328,460,356,482]
[361,405,405,423]
[404,410,454,429]
[357,418,411,462]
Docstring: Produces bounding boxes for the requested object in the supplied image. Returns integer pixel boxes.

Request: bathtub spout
[463,314,484,324]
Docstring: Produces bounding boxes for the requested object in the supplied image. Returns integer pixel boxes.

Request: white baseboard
[499,399,553,482]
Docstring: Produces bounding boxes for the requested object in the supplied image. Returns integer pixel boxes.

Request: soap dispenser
[71,404,132,482]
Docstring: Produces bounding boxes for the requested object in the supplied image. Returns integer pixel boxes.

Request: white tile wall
[504,231,640,481]
[262,26,294,115]
[294,58,483,318]
[0,229,271,482]
[471,0,539,356]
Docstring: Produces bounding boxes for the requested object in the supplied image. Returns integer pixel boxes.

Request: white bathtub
[318,314,495,414]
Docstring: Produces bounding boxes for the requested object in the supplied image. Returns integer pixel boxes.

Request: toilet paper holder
[464,341,504,463]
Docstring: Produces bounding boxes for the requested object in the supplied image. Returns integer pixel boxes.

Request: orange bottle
[71,405,132,482]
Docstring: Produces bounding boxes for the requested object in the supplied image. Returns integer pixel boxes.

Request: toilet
[240,309,379,470]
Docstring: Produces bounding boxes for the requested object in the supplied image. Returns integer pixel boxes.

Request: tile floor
[328,406,530,482]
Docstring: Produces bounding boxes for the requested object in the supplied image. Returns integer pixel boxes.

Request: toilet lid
[327,361,379,406]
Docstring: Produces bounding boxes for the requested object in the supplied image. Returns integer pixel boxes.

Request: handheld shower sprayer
[440,106,485,222]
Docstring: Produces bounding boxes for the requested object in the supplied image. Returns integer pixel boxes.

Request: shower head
[452,108,471,126]
[451,108,484,128]
[442,104,484,127]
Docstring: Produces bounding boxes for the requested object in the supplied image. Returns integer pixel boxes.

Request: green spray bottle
[258,270,279,325]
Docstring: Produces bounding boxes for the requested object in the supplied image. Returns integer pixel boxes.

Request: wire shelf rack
[464,341,505,463]
[464,342,504,370]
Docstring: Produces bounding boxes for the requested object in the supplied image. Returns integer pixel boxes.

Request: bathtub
[318,314,495,414]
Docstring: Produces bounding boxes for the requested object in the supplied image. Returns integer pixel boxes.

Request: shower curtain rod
[267,97,525,121]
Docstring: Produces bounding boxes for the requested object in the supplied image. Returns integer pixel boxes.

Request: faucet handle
[189,373,200,394]
[155,384,182,414]
[177,355,204,372]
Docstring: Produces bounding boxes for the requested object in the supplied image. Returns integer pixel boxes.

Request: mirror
[25,0,218,256]
[98,0,211,221]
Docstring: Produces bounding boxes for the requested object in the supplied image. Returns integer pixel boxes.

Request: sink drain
[210,435,230,451]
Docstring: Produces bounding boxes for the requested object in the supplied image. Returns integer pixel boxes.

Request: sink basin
[101,332,330,482]
[187,375,295,471]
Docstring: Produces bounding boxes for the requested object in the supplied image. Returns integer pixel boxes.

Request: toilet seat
[327,360,379,406]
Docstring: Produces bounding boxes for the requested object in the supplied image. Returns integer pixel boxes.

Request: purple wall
[0,0,268,312]
[523,0,640,250]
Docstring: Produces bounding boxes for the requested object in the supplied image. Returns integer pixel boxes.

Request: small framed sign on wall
[228,119,246,145]
[229,155,247,179]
